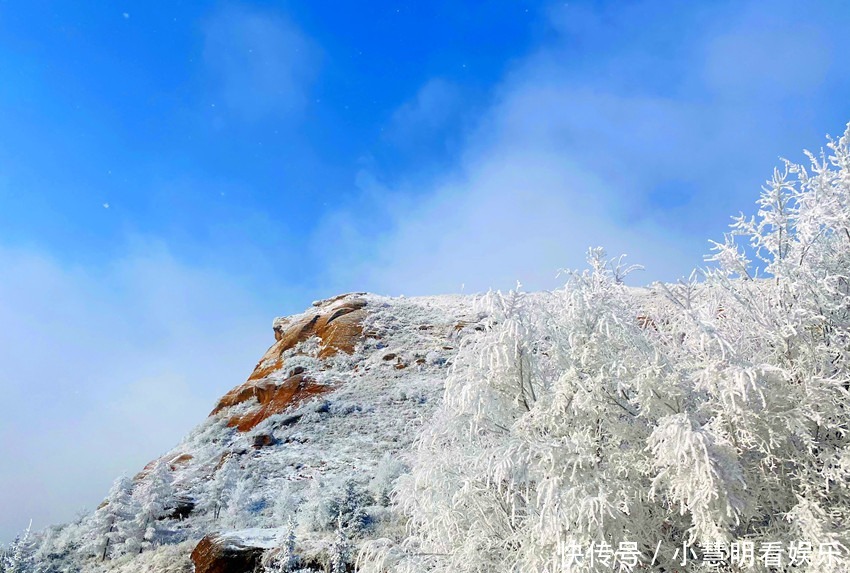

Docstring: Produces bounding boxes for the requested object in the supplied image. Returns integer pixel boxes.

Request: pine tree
[205,454,239,520]
[333,480,370,534]
[264,518,298,572]
[111,491,143,558]
[129,459,175,554]
[81,476,137,561]
[328,515,350,573]
[2,522,34,573]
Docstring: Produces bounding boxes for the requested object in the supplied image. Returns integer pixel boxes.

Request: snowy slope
[28,292,483,572]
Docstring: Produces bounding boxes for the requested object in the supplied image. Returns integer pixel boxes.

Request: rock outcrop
[191,534,265,573]
[211,294,369,431]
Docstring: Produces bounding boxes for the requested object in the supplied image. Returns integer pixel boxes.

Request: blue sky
[1,0,849,541]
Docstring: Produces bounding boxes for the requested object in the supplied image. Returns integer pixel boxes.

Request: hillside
[23,292,484,572]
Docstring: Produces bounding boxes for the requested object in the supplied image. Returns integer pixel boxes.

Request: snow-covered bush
[223,468,266,529]
[368,454,408,507]
[280,354,321,377]
[361,125,850,572]
[271,481,304,525]
[300,478,373,535]
[86,539,196,573]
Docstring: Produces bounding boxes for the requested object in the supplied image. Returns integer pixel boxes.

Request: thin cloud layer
[0,244,274,541]
[315,0,850,296]
[385,78,463,146]
[203,4,318,120]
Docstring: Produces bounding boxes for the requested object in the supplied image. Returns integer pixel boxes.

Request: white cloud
[701,10,834,101]
[313,1,850,298]
[385,79,463,145]
[320,136,693,297]
[203,4,318,120]
[0,243,276,541]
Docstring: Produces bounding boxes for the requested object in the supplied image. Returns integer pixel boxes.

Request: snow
[213,527,287,550]
[96,293,480,567]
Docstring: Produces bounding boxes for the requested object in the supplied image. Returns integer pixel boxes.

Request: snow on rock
[216,527,288,550]
[211,294,372,431]
[190,531,268,573]
[191,525,291,572]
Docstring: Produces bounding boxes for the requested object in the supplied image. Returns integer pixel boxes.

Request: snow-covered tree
[80,475,138,561]
[203,453,239,520]
[127,459,175,554]
[263,518,299,572]
[271,481,302,525]
[2,522,34,573]
[29,514,88,572]
[328,515,351,573]
[361,125,850,572]
[223,466,264,529]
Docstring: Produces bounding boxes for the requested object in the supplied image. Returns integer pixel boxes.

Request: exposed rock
[212,297,368,419]
[213,450,245,473]
[225,374,333,432]
[453,320,484,332]
[191,534,264,573]
[165,496,195,521]
[252,433,276,449]
[317,302,367,359]
[193,528,321,573]
[247,302,367,383]
[362,327,382,339]
[135,453,185,481]
[276,413,303,428]
[169,453,194,470]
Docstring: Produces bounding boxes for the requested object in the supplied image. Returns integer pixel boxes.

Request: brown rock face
[209,296,369,432]
[224,374,333,432]
[247,297,368,383]
[191,535,264,573]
